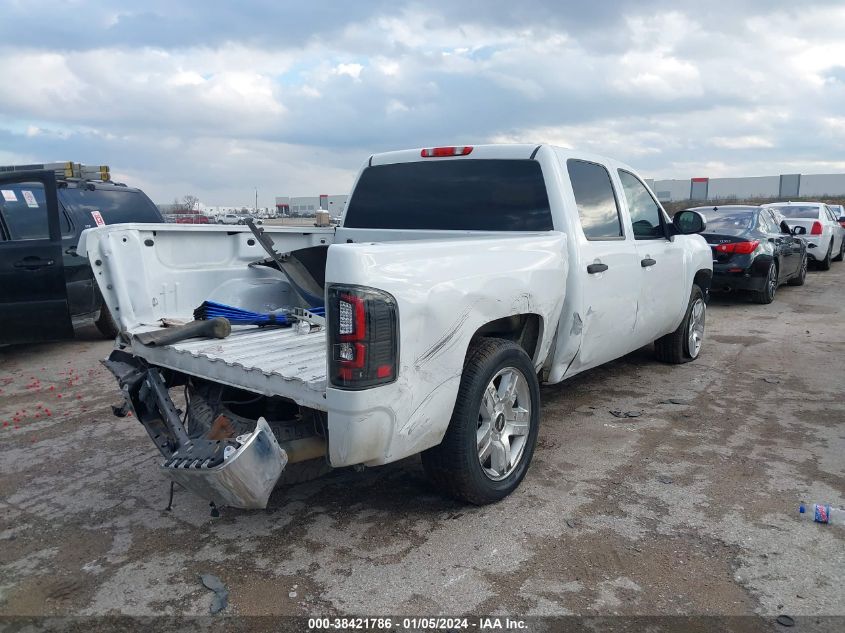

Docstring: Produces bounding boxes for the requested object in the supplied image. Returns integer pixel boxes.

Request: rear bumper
[164,417,288,509]
[104,351,289,509]
[803,237,824,260]
[711,267,768,292]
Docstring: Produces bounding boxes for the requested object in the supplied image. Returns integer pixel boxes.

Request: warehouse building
[275,194,348,217]
[648,172,845,202]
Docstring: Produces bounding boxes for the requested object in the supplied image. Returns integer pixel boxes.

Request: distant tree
[182,195,200,212]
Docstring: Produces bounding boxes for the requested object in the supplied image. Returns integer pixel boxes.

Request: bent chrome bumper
[103,350,288,510]
[164,417,287,509]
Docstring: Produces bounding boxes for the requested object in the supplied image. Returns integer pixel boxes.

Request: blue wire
[194,301,324,326]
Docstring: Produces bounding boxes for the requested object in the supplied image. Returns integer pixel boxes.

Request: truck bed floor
[131,325,328,410]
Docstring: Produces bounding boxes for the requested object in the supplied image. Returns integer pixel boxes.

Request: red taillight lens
[811,221,823,235]
[420,146,473,157]
[839,221,845,229]
[329,285,398,389]
[715,240,759,255]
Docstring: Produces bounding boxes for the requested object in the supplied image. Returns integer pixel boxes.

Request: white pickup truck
[81,144,712,510]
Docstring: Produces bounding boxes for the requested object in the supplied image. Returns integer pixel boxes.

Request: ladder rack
[0,161,110,182]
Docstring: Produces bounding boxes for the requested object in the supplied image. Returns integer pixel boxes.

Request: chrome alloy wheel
[687,297,706,359]
[476,367,531,481]
[766,264,777,299]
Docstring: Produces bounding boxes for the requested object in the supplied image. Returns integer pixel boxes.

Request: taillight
[810,221,823,235]
[839,221,845,229]
[328,285,398,389]
[715,240,759,255]
[420,146,473,157]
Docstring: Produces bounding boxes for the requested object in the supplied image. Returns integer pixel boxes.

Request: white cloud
[386,99,409,115]
[0,2,843,203]
[710,136,775,150]
[333,62,364,80]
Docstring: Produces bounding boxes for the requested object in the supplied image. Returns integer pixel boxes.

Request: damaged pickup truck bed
[80,144,713,509]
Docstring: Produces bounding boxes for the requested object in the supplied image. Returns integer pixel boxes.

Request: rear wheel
[752,262,778,304]
[654,285,705,364]
[818,241,833,270]
[787,255,808,286]
[421,338,540,505]
[95,302,120,339]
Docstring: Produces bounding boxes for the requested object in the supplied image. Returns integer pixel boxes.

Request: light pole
[254,187,258,214]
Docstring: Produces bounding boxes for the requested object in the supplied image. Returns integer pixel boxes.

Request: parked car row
[216,212,263,225]
[166,213,211,224]
[683,201,845,304]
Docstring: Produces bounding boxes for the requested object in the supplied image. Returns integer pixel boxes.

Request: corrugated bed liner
[133,325,328,410]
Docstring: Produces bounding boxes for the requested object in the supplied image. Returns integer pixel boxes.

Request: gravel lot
[1,267,843,622]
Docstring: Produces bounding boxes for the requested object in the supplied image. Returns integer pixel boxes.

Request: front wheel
[752,262,778,304]
[654,285,705,364]
[818,242,833,270]
[421,338,540,505]
[787,255,808,286]
[833,239,845,262]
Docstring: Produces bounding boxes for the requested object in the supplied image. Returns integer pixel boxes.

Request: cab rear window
[344,159,553,231]
[769,206,821,219]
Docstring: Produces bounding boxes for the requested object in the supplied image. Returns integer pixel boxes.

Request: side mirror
[673,210,706,235]
[791,225,807,236]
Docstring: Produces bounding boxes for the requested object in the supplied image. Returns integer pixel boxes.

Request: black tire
[95,302,120,339]
[787,255,808,286]
[833,239,845,262]
[818,242,832,270]
[421,338,540,505]
[752,262,778,304]
[654,285,706,364]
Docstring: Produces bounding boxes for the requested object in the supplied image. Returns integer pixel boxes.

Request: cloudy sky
[1,1,844,207]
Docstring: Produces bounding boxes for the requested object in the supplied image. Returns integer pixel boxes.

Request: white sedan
[217,213,241,225]
[763,202,844,269]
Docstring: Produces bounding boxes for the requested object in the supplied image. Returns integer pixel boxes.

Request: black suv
[0,169,163,345]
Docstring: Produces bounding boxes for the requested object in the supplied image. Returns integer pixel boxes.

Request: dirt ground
[1,265,843,624]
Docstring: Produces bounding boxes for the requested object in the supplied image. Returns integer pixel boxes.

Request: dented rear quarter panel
[324,232,567,466]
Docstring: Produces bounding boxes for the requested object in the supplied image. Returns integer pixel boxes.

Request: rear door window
[0,183,49,240]
[567,159,623,240]
[765,211,782,233]
[755,211,768,232]
[344,159,553,231]
[618,170,664,239]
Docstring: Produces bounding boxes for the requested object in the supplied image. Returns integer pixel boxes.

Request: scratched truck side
[81,144,713,509]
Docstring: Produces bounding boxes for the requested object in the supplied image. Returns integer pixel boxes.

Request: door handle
[587,263,608,274]
[65,246,78,256]
[14,258,55,269]
[641,258,656,267]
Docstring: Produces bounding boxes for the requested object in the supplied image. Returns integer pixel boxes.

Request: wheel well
[693,269,712,297]
[470,314,543,362]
